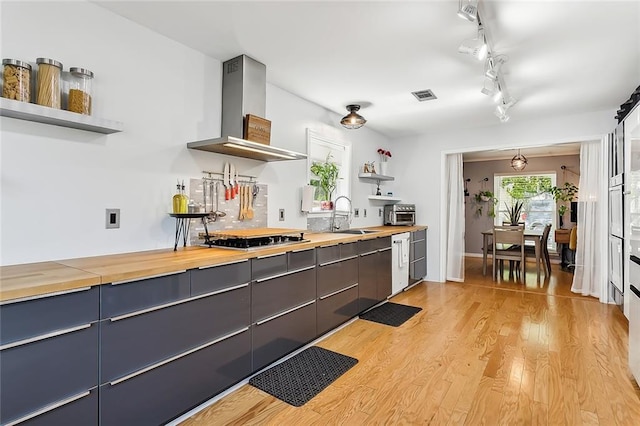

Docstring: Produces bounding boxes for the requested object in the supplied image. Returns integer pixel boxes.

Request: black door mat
[249,346,358,407]
[359,302,422,327]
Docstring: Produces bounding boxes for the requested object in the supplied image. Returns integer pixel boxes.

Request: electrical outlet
[354,208,359,218]
[363,208,367,218]
[279,208,285,221]
[106,208,120,229]
[378,208,382,217]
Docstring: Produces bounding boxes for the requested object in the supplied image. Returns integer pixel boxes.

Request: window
[306,129,351,212]
[494,173,557,248]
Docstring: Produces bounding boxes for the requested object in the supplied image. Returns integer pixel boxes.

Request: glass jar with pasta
[36,57,63,109]
[2,59,32,102]
[67,67,93,115]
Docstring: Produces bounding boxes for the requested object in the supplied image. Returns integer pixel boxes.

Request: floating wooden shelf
[0,98,123,134]
[368,195,401,202]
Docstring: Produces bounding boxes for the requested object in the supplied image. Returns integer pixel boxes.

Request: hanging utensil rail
[202,170,257,183]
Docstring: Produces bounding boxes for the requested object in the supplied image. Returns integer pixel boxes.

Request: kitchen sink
[333,229,380,235]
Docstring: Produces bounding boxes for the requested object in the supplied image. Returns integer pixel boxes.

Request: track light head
[485,55,507,80]
[458,29,487,61]
[457,0,478,22]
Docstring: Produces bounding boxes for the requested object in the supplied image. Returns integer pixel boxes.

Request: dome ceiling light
[340,104,366,129]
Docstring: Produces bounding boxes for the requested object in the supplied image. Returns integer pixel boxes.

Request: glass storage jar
[67,67,93,115]
[2,59,32,102]
[36,57,62,108]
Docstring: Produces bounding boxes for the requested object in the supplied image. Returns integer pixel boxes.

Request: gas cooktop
[201,228,309,251]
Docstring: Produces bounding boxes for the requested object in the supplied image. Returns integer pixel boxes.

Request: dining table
[482,228,545,281]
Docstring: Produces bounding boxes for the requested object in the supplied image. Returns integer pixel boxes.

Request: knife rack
[202,170,257,183]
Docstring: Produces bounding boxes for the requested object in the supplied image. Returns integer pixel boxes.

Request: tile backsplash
[187,178,268,246]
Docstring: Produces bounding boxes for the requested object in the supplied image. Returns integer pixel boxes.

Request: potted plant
[473,190,497,217]
[549,182,578,228]
[310,154,340,209]
[504,200,525,225]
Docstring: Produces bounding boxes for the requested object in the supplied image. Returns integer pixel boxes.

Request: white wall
[0,1,389,265]
[391,110,617,282]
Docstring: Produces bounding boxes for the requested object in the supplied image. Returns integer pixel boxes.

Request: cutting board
[207,227,305,239]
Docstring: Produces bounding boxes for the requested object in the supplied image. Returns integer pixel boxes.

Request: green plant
[504,200,525,225]
[549,181,578,216]
[473,191,497,217]
[310,154,340,201]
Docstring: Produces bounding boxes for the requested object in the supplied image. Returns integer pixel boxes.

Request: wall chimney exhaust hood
[187,55,307,162]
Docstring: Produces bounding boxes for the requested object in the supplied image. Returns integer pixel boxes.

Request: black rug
[359,302,422,327]
[249,346,358,407]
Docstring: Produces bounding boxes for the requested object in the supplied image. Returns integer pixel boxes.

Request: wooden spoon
[238,185,245,220]
[246,185,254,220]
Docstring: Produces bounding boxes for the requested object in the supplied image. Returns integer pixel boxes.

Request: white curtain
[571,139,605,300]
[445,154,465,282]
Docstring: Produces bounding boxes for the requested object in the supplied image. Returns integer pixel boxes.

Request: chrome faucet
[330,196,352,232]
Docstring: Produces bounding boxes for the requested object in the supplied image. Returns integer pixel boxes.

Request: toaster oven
[384,204,416,226]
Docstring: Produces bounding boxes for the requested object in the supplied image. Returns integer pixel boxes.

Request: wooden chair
[492,225,525,280]
[514,223,552,276]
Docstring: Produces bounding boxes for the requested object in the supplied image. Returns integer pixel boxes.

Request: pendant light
[511,149,528,171]
[340,104,366,129]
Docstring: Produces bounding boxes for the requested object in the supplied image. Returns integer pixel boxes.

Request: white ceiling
[95,0,639,141]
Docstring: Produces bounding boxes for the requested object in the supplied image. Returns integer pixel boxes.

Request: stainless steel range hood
[187,55,307,162]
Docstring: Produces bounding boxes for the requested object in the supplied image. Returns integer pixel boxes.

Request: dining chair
[514,223,552,276]
[492,225,525,280]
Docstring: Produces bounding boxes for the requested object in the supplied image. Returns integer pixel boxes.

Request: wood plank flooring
[181,257,640,425]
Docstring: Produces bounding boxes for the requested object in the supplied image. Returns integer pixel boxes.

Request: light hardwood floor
[181,257,640,425]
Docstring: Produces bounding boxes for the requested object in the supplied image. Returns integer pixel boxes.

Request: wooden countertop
[0,225,426,302]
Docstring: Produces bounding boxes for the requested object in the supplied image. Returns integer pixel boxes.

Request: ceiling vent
[411,89,437,102]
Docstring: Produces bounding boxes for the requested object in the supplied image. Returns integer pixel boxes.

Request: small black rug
[359,302,422,327]
[249,346,358,407]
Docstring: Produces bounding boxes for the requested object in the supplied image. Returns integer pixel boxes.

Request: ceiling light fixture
[457,0,478,22]
[340,104,367,129]
[510,149,528,171]
[485,55,507,80]
[458,27,487,61]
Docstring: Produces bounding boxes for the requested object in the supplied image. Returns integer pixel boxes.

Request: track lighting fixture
[510,149,528,171]
[457,7,517,123]
[340,104,366,129]
[457,0,479,22]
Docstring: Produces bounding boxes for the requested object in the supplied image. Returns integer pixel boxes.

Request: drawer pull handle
[109,326,249,386]
[255,300,316,326]
[0,323,92,351]
[319,283,359,300]
[410,256,426,264]
[378,247,392,252]
[109,283,249,322]
[319,255,358,267]
[412,238,426,244]
[111,270,187,285]
[359,250,378,257]
[255,265,315,283]
[0,286,92,306]
[4,390,91,426]
[198,259,248,269]
[256,253,285,260]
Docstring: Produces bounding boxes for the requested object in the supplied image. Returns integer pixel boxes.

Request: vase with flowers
[377,148,391,176]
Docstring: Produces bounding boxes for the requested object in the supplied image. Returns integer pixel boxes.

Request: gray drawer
[358,239,378,255]
[340,242,359,258]
[101,284,250,384]
[252,301,317,372]
[100,328,251,426]
[101,271,190,319]
[317,244,340,265]
[191,259,250,296]
[358,252,380,312]
[317,257,358,297]
[411,229,426,242]
[0,323,98,426]
[411,239,426,261]
[17,387,98,426]
[252,253,287,280]
[317,284,359,335]
[252,267,316,322]
[287,248,315,270]
[411,258,427,282]
[374,236,391,251]
[0,286,98,346]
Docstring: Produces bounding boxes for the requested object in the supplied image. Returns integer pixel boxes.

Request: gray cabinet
[377,245,393,301]
[317,243,360,334]
[251,258,317,372]
[410,229,427,285]
[358,236,392,311]
[100,328,251,426]
[101,263,252,425]
[0,287,99,426]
